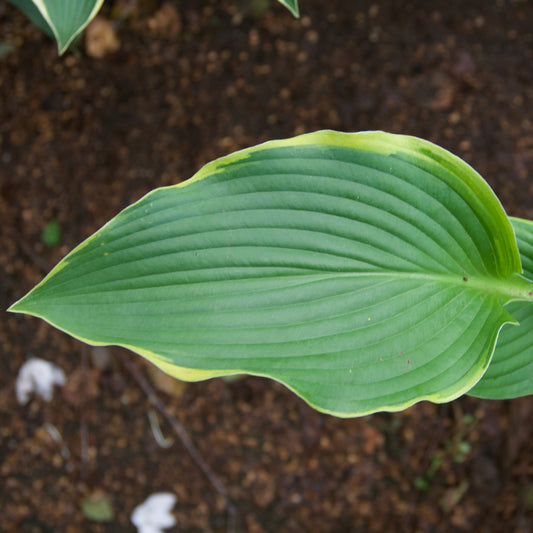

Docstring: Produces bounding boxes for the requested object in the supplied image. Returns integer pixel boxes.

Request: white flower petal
[16,357,66,405]
[131,493,177,533]
[151,512,177,529]
[138,526,162,533]
[52,366,67,386]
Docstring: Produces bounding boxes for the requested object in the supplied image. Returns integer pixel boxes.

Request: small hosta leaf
[9,131,533,416]
[8,0,54,38]
[26,0,105,54]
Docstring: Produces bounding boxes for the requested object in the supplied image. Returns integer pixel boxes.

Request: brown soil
[2,1,533,532]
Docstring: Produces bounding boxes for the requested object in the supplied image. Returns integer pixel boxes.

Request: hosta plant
[8,130,533,417]
[8,0,300,55]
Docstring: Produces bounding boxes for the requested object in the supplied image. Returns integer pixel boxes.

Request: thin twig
[118,351,236,533]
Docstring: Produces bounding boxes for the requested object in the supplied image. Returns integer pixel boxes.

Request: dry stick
[118,352,237,533]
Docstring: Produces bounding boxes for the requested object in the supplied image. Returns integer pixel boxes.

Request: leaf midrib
[13,269,533,317]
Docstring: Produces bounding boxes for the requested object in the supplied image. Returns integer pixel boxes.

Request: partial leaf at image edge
[7,0,54,38]
[29,0,105,55]
[8,130,533,417]
[276,0,299,17]
[470,217,533,399]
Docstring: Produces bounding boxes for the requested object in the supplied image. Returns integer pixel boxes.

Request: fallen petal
[16,357,66,405]
[131,492,177,533]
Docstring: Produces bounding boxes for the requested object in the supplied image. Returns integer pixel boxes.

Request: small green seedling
[81,492,114,523]
[41,218,61,247]
[8,131,533,417]
[414,454,442,492]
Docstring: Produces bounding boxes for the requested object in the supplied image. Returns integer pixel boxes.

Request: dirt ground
[2,1,533,532]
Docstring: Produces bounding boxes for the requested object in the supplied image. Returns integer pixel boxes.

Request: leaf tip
[7,296,28,315]
[7,287,40,316]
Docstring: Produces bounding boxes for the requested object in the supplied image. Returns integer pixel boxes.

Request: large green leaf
[276,0,299,17]
[15,0,105,55]
[9,131,533,416]
[470,217,533,399]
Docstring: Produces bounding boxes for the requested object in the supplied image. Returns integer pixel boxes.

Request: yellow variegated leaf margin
[9,131,533,416]
[470,217,533,399]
